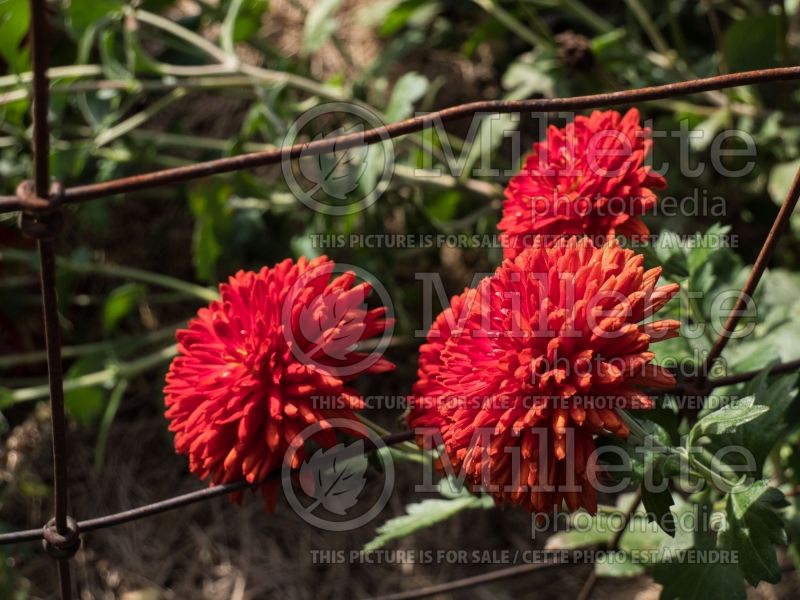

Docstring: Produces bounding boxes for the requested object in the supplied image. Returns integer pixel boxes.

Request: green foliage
[654,549,746,600]
[688,396,769,445]
[364,480,492,552]
[723,15,780,73]
[103,283,146,334]
[65,0,123,36]
[0,0,30,73]
[719,482,789,586]
[708,369,799,475]
[384,71,429,122]
[3,2,800,596]
[641,484,676,538]
[303,0,344,54]
[189,183,233,283]
[64,356,108,427]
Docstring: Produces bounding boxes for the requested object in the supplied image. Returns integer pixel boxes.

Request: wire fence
[3,1,800,598]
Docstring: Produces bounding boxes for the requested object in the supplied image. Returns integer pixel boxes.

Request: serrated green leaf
[654,552,746,600]
[363,489,491,552]
[708,369,798,476]
[547,497,674,558]
[690,396,769,445]
[718,481,788,586]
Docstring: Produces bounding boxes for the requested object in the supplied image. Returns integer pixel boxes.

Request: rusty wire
[3,2,800,599]
[22,0,74,597]
[0,355,791,550]
[3,66,800,212]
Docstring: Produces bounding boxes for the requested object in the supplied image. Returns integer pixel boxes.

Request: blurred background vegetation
[3,0,800,597]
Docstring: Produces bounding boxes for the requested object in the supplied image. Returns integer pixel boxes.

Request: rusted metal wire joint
[16,180,65,239]
[42,516,81,560]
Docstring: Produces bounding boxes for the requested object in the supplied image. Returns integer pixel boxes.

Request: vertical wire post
[701,163,800,376]
[27,0,74,597]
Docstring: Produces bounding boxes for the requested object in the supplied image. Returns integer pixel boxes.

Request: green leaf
[189,184,233,283]
[303,0,344,54]
[689,109,729,152]
[231,0,269,43]
[642,484,676,538]
[718,481,788,586]
[596,417,673,485]
[690,396,769,445]
[103,283,145,334]
[378,0,440,37]
[547,496,680,578]
[65,0,122,36]
[501,51,555,99]
[642,230,688,281]
[0,388,14,410]
[64,356,107,427]
[686,224,732,278]
[654,551,746,600]
[768,159,800,206]
[363,486,492,552]
[723,15,779,73]
[0,0,30,73]
[384,71,429,122]
[709,369,798,476]
[94,380,127,471]
[423,189,461,222]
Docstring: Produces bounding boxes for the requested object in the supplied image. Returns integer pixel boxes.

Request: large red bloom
[498,109,665,259]
[408,238,679,514]
[164,256,394,509]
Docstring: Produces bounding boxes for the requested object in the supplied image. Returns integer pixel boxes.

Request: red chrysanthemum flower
[407,238,679,514]
[164,256,394,510]
[498,109,665,259]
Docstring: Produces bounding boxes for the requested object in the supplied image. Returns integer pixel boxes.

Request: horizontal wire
[0,430,415,546]
[3,351,799,548]
[2,66,800,212]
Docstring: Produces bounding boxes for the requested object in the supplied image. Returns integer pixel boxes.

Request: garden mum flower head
[498,109,665,259]
[164,256,394,510]
[408,237,679,514]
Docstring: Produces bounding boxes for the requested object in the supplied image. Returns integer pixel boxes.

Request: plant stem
[0,64,105,88]
[94,380,128,471]
[4,345,177,405]
[135,9,233,65]
[94,88,187,148]
[221,0,245,57]
[473,0,552,49]
[0,249,219,302]
[0,323,179,369]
